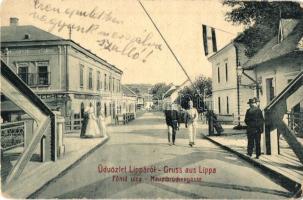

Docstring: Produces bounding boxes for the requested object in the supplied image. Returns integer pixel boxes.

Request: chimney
[10,17,19,26]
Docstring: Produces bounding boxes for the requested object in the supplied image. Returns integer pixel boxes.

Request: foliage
[150,83,171,100]
[223,1,303,57]
[177,75,212,112]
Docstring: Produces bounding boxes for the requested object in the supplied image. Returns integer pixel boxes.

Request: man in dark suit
[164,103,179,145]
[244,98,264,159]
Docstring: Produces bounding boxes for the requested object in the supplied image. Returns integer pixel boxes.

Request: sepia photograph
[0,0,303,199]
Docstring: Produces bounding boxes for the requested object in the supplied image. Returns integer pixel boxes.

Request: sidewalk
[2,133,109,198]
[200,124,303,193]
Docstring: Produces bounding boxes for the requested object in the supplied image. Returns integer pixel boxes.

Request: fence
[286,111,303,138]
[116,113,135,125]
[1,121,25,151]
[65,116,82,133]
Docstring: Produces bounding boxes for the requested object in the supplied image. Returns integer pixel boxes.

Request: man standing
[244,98,264,159]
[80,104,89,138]
[164,103,179,145]
[185,100,198,147]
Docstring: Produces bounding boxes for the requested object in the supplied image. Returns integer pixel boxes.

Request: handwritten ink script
[29,0,163,63]
[97,30,162,63]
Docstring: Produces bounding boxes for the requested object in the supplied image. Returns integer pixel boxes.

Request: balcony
[17,72,51,87]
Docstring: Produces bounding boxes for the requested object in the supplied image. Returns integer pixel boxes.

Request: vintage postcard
[0,0,303,199]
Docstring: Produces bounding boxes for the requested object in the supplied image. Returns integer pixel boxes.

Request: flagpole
[137,0,202,99]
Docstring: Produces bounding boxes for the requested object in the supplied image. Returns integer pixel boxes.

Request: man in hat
[244,98,264,159]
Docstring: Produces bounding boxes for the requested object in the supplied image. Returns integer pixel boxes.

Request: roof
[1,25,63,42]
[163,79,190,98]
[0,25,123,74]
[207,41,235,61]
[122,85,137,97]
[163,87,179,98]
[207,33,245,61]
[243,19,303,69]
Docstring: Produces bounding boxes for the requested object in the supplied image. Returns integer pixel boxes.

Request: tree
[223,1,303,57]
[177,75,212,112]
[150,83,171,101]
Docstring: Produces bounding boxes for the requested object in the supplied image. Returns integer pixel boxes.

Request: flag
[202,25,217,56]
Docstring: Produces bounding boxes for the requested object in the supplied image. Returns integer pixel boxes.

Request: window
[266,78,275,104]
[104,74,107,91]
[38,66,49,85]
[100,73,103,89]
[226,96,229,114]
[113,77,115,92]
[18,66,29,84]
[109,76,112,92]
[217,66,220,83]
[109,103,112,115]
[88,68,93,90]
[80,65,84,88]
[118,80,120,92]
[225,62,228,82]
[218,97,221,114]
[97,71,100,90]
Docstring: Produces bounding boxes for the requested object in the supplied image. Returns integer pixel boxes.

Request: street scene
[29,112,292,199]
[1,0,303,199]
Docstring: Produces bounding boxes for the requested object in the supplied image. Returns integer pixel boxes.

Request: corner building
[1,18,123,124]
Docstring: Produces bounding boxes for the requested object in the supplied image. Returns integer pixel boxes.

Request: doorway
[266,78,275,104]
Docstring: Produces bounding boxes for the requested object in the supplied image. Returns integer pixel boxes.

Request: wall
[66,45,123,123]
[211,44,237,93]
[2,45,65,92]
[67,46,122,95]
[255,56,302,110]
[209,43,253,124]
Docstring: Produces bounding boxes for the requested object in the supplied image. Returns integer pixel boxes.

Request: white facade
[208,42,254,124]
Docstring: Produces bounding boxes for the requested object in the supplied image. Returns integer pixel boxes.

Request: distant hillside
[124,84,153,95]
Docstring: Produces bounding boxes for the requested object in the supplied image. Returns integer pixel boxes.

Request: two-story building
[121,85,137,115]
[208,41,255,125]
[1,18,123,124]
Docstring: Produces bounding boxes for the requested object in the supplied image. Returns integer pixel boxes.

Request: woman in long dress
[83,103,100,138]
[97,106,108,137]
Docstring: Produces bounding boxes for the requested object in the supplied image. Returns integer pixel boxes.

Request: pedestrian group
[80,102,108,138]
[164,97,265,157]
[164,100,198,147]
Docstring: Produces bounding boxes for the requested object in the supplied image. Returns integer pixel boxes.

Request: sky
[1,0,244,85]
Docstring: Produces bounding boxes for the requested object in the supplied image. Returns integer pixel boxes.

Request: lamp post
[236,66,242,128]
